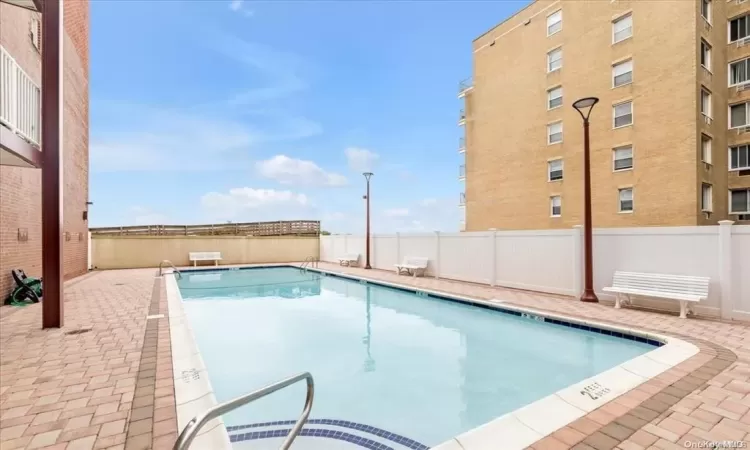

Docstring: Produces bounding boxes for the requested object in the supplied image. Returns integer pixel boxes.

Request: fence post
[572,225,583,298]
[396,232,401,265]
[435,231,441,279]
[489,229,497,286]
[718,220,734,320]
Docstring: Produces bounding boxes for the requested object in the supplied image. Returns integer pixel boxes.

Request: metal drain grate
[64,328,92,335]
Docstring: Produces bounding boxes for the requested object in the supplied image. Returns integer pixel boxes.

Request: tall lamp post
[572,97,600,303]
[362,172,373,269]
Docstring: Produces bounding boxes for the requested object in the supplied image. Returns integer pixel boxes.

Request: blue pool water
[178,267,654,447]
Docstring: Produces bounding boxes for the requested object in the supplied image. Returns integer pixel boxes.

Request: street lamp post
[572,97,600,303]
[363,172,373,269]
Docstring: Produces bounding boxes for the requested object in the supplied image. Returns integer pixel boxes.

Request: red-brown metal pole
[42,0,64,327]
[365,176,372,269]
[581,118,599,303]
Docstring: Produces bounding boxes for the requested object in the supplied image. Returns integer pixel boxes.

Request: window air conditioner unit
[738,37,750,48]
[737,125,750,134]
[736,82,750,92]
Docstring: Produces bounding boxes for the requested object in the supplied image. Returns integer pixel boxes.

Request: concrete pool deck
[1,265,749,449]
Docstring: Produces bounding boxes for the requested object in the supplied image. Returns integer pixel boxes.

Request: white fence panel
[373,235,398,270]
[733,227,750,321]
[495,230,576,296]
[398,234,439,276]
[319,236,336,262]
[439,232,492,284]
[593,227,720,316]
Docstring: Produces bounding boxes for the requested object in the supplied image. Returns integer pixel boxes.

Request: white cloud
[201,187,310,222]
[383,208,410,217]
[256,155,347,187]
[345,147,379,172]
[419,198,438,207]
[129,206,168,225]
[229,0,253,17]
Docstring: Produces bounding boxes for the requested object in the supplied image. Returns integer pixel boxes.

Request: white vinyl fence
[320,221,750,322]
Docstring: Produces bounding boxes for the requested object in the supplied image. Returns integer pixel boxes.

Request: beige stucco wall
[91,236,320,269]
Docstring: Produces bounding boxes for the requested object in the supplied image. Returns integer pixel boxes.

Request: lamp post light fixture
[362,172,373,269]
[572,97,600,303]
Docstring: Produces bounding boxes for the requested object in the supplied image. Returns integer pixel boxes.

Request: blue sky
[89,0,526,233]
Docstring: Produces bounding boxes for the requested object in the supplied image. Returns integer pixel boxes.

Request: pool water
[178,267,653,447]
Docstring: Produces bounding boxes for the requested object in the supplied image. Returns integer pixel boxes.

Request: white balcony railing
[459,192,466,206]
[458,109,466,125]
[458,137,465,153]
[0,45,41,146]
[459,164,466,179]
[458,77,474,97]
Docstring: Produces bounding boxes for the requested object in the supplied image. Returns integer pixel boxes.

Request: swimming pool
[172,266,667,449]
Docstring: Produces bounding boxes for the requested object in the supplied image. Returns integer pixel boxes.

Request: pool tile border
[227,419,430,449]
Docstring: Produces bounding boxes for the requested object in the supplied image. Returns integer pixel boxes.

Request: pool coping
[164,265,710,450]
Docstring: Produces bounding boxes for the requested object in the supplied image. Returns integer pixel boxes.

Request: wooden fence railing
[90,220,320,237]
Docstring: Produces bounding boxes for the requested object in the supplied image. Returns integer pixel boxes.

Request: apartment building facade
[459,0,750,231]
[0,0,90,298]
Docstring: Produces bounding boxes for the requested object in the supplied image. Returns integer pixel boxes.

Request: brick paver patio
[0,270,176,450]
[1,264,748,450]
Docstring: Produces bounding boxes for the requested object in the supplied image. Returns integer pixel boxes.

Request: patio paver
[2,263,749,449]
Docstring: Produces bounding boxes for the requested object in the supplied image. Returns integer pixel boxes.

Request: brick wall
[0,1,89,300]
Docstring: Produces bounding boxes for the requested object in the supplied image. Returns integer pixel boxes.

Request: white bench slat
[395,256,429,277]
[605,271,709,319]
[188,252,222,266]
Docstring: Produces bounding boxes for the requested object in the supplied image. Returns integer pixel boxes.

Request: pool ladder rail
[158,260,182,279]
[300,256,319,272]
[172,372,314,450]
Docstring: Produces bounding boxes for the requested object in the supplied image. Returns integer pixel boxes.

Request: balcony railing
[459,192,466,206]
[458,77,474,97]
[459,164,466,179]
[0,46,41,146]
[458,109,466,125]
[458,137,465,153]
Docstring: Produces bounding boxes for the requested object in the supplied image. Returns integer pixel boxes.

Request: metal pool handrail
[299,256,318,272]
[159,260,181,279]
[172,372,315,450]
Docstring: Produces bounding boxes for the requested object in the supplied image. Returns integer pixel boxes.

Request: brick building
[459,0,750,231]
[0,0,89,299]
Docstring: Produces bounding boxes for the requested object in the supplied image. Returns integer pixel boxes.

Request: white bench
[395,256,429,277]
[337,254,359,267]
[602,271,710,319]
[188,252,222,266]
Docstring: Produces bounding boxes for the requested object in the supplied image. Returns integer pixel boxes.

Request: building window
[702,184,713,212]
[548,47,562,72]
[730,102,750,128]
[613,101,633,128]
[548,159,563,181]
[619,188,634,212]
[701,134,712,164]
[701,0,711,24]
[701,89,712,118]
[730,15,750,43]
[613,145,633,171]
[730,189,750,214]
[612,13,633,44]
[612,60,633,87]
[701,40,712,70]
[730,144,750,170]
[547,10,562,36]
[550,196,562,217]
[547,86,563,109]
[547,122,563,144]
[730,58,750,86]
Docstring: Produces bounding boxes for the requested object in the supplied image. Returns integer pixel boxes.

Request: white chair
[337,254,359,266]
[395,256,429,277]
[602,271,709,319]
[188,252,222,267]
